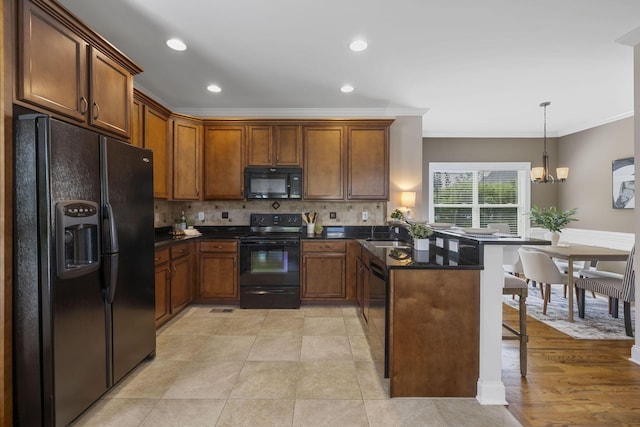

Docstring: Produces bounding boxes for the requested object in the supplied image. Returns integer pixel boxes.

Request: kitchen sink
[367,240,412,249]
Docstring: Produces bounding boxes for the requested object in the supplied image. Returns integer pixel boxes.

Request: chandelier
[530,101,569,183]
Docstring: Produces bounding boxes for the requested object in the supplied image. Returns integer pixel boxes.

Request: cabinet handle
[92,102,100,120]
[154,256,160,262]
[80,97,88,114]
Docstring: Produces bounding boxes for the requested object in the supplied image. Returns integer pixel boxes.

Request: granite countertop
[359,239,483,270]
[154,225,402,247]
[434,229,550,246]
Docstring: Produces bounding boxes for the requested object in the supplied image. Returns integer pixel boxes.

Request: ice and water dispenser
[56,201,100,279]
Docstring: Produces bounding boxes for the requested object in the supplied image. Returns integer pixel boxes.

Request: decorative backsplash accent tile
[154,200,387,228]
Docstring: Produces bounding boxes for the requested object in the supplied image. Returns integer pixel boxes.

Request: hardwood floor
[502,304,640,426]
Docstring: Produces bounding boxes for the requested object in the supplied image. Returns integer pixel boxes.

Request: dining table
[524,243,630,322]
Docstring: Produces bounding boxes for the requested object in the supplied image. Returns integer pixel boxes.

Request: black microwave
[244,167,302,199]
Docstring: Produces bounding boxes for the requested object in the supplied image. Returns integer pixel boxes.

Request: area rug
[503,283,635,340]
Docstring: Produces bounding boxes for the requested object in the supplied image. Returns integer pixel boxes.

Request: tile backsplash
[154,200,388,228]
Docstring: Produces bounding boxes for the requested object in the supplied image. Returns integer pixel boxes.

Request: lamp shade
[400,191,416,208]
[556,167,569,181]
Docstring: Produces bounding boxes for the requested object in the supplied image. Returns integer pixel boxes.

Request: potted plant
[408,222,434,250]
[390,209,404,223]
[528,206,578,245]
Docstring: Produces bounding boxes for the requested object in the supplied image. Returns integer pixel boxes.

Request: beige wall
[389,116,424,219]
[559,117,634,232]
[422,136,560,214]
[422,117,635,233]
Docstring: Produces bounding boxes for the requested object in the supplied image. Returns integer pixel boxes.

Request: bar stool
[503,272,528,376]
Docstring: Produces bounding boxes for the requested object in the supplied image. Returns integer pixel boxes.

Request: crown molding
[172,107,429,119]
[616,26,640,46]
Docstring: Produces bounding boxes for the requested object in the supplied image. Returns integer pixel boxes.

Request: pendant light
[530,101,569,183]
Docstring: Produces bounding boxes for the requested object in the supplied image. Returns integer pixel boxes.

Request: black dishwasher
[369,256,389,378]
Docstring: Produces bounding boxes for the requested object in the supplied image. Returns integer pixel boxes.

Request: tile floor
[72,305,520,426]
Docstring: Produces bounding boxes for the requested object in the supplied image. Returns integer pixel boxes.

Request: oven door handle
[241,240,300,245]
[243,289,298,295]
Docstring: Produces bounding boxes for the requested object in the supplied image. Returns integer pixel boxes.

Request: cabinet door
[89,47,132,137]
[199,253,238,299]
[303,126,345,200]
[302,253,346,299]
[144,107,170,199]
[173,120,201,200]
[154,262,170,326]
[131,97,144,147]
[275,125,301,166]
[170,255,192,313]
[348,126,389,200]
[203,126,245,200]
[19,1,88,122]
[246,126,273,166]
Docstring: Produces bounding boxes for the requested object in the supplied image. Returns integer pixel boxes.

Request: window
[428,162,531,235]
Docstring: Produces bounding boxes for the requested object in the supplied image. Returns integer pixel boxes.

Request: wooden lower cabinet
[197,240,239,301]
[154,242,194,328]
[170,245,192,313]
[154,247,171,326]
[301,240,346,300]
[388,268,480,397]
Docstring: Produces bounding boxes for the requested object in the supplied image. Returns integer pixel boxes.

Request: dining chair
[575,246,635,337]
[503,272,528,376]
[518,248,570,315]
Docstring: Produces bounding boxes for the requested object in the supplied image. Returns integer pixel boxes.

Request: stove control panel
[250,213,302,227]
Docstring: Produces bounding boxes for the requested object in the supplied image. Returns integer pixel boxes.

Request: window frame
[428,162,532,236]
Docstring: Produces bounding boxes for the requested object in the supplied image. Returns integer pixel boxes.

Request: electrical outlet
[197,211,205,221]
[362,211,368,221]
[222,212,229,219]
[329,212,337,219]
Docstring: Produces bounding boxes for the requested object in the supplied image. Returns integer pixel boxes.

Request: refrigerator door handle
[103,202,119,253]
[102,253,119,304]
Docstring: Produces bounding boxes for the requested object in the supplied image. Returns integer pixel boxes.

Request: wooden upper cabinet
[19,0,88,122]
[303,126,345,200]
[275,125,302,166]
[246,126,273,166]
[246,125,301,166]
[89,48,132,136]
[348,126,390,200]
[144,107,170,199]
[17,0,139,138]
[203,126,245,200]
[173,119,201,200]
[130,97,144,148]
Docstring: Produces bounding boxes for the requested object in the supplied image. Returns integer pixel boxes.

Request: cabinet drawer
[303,240,346,253]
[154,247,170,265]
[170,243,191,259]
[200,240,238,253]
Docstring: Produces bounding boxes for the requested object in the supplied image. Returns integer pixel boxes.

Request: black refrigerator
[13,112,156,426]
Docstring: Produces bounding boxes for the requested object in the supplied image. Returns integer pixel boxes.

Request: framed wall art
[612,157,634,209]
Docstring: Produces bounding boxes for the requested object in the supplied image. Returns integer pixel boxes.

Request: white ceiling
[58,0,640,137]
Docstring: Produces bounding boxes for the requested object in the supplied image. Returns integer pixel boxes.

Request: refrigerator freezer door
[14,115,109,426]
[101,136,156,385]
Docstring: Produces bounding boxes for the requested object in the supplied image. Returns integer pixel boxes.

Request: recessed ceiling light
[207,84,222,93]
[349,39,368,52]
[166,38,187,51]
[340,85,354,93]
